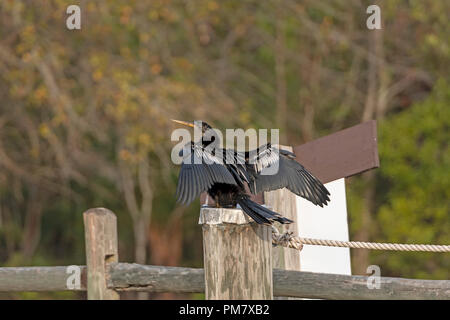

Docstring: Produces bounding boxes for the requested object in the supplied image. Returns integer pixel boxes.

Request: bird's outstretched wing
[176,143,237,205]
[246,144,330,207]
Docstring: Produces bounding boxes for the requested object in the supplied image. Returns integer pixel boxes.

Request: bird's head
[171,119,212,134]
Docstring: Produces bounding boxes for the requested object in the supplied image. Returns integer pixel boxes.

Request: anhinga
[172,120,330,225]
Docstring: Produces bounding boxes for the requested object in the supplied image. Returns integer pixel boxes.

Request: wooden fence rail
[0,266,86,292]
[1,207,448,300]
[0,264,449,299]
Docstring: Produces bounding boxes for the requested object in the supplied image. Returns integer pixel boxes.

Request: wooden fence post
[199,207,273,300]
[264,146,301,299]
[83,207,120,300]
[264,146,301,272]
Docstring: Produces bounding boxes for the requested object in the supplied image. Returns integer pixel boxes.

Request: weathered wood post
[264,146,301,272]
[200,207,273,300]
[83,207,120,300]
[264,146,301,300]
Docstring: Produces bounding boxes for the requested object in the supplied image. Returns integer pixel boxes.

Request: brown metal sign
[293,120,379,184]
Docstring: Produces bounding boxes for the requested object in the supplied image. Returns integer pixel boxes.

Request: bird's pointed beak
[171,119,195,128]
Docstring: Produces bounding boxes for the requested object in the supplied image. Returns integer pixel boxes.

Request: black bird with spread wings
[172,120,330,225]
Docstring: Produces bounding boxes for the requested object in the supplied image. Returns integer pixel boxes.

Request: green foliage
[374,80,450,279]
[348,80,450,279]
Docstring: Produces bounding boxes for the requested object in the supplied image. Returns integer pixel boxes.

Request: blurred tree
[374,79,449,279]
[0,0,448,299]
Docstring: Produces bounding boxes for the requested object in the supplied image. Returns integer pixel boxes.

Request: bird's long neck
[201,135,218,148]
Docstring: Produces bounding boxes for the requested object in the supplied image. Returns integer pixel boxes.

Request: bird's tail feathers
[237,197,293,225]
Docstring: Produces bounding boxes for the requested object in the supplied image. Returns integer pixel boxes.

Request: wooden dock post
[264,146,301,273]
[199,207,273,300]
[264,146,301,299]
[83,208,120,300]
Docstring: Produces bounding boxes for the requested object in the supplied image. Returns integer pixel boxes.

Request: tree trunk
[353,20,388,274]
[21,188,44,260]
[275,7,287,142]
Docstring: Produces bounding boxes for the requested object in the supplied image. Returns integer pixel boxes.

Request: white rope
[271,226,450,253]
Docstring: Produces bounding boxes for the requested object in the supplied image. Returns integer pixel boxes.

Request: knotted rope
[271,226,450,253]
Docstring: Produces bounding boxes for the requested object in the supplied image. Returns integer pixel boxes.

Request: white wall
[296,178,352,275]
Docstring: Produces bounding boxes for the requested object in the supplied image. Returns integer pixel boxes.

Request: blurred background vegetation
[0,0,448,299]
